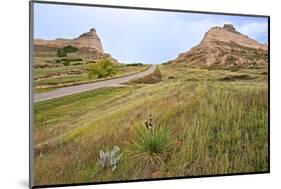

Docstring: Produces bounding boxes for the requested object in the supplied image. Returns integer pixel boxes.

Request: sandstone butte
[172,24,268,66]
[34,28,104,54]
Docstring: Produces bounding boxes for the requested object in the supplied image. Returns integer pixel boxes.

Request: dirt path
[34,65,157,102]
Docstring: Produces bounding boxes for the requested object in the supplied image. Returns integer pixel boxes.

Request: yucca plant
[127,115,173,172]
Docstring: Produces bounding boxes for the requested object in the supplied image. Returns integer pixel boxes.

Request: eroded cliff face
[173,24,268,66]
[34,28,104,53]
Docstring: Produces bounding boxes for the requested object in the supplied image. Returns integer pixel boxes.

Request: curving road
[34,65,157,102]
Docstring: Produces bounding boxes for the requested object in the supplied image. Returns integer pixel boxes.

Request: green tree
[62,45,78,53]
[86,59,117,79]
[57,46,78,57]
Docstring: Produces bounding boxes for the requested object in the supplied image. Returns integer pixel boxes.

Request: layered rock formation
[173,24,268,66]
[34,28,104,53]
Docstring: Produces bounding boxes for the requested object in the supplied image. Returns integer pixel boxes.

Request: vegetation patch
[260,71,268,75]
[127,114,174,173]
[57,46,78,57]
[127,66,162,84]
[61,45,78,53]
[207,66,240,72]
[218,74,256,81]
[86,58,117,79]
[124,63,144,66]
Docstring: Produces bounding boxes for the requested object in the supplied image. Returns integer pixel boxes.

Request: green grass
[33,64,268,185]
[34,86,135,145]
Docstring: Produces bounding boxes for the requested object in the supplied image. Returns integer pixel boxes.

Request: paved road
[34,65,157,102]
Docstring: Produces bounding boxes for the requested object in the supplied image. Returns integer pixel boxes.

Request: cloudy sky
[34,3,268,64]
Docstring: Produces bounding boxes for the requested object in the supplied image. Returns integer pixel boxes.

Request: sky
[34,3,268,64]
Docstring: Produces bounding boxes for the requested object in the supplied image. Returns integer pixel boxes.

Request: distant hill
[172,24,268,66]
[34,28,117,63]
[34,28,104,53]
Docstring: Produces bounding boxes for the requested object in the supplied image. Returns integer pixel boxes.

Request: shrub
[62,61,70,66]
[125,63,143,66]
[60,58,83,62]
[57,49,67,57]
[168,76,176,80]
[96,145,122,171]
[57,46,78,57]
[86,60,96,64]
[62,45,78,53]
[127,114,173,172]
[86,59,117,79]
[72,62,82,66]
[162,61,173,65]
[218,74,255,81]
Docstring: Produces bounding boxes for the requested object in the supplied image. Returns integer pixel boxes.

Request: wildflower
[145,113,153,130]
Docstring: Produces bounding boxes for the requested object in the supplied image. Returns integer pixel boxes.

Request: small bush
[72,62,82,66]
[86,59,117,79]
[162,61,173,65]
[218,74,255,81]
[62,45,78,53]
[62,61,70,66]
[168,76,176,80]
[57,46,78,57]
[260,71,268,75]
[60,58,83,62]
[96,145,122,171]
[125,63,143,66]
[57,49,67,57]
[86,60,96,64]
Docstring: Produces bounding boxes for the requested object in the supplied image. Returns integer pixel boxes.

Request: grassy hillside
[33,45,149,93]
[33,64,268,185]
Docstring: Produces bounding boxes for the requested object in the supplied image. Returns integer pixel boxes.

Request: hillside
[172,24,268,66]
[33,28,149,93]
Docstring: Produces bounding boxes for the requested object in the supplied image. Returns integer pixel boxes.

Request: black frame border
[29,0,270,188]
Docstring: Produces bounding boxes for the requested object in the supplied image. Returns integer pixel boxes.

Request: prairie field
[33,64,268,185]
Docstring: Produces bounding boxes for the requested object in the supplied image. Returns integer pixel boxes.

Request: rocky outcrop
[223,24,239,33]
[172,24,268,66]
[34,28,104,53]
